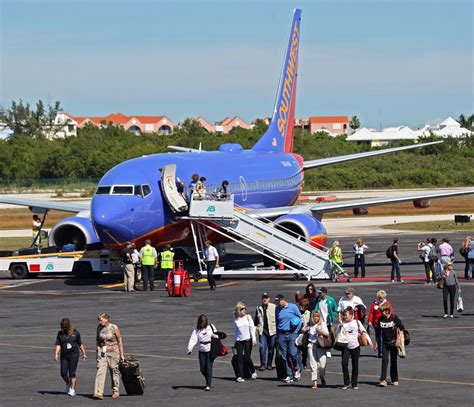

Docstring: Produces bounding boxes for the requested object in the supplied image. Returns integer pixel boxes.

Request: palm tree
[458,114,474,130]
[349,115,361,130]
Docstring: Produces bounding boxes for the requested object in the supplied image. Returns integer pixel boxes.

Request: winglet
[253,9,302,153]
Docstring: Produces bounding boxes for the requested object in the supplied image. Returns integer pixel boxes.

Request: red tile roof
[132,115,164,124]
[309,116,349,123]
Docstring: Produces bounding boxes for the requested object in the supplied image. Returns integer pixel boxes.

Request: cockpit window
[142,185,151,197]
[134,185,143,197]
[96,186,111,195]
[112,185,134,194]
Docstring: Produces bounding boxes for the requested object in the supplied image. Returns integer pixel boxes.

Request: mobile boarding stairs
[160,164,331,280]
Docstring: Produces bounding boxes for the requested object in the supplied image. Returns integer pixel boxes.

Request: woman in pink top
[336,307,372,390]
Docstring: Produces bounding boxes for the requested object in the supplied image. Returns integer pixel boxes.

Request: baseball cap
[345,287,355,294]
[262,292,270,299]
[317,287,327,294]
[274,294,285,302]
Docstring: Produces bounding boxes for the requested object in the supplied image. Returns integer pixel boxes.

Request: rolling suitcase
[231,348,253,379]
[119,356,145,395]
[275,354,297,380]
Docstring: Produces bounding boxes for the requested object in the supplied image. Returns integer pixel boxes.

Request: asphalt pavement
[0,231,473,406]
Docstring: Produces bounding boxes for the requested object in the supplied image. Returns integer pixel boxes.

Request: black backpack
[386,246,393,259]
[428,245,437,261]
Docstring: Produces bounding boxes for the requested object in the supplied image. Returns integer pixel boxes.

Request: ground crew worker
[161,244,175,287]
[140,240,157,291]
[32,214,42,246]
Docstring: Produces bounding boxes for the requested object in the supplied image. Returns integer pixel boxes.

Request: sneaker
[266,365,273,370]
[399,280,404,283]
[283,377,293,384]
[341,385,351,390]
[68,388,76,397]
[251,372,257,380]
[443,314,448,318]
[379,380,388,387]
[257,365,266,372]
[392,381,399,386]
[205,386,211,391]
[236,377,245,383]
[352,386,359,390]
[65,384,70,394]
[111,392,120,399]
[450,315,454,318]
[391,280,395,283]
[93,393,104,400]
[294,370,301,380]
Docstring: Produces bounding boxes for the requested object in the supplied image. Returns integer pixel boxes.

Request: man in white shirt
[204,240,219,290]
[338,287,366,322]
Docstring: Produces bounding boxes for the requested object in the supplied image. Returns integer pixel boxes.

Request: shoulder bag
[357,320,369,347]
[317,327,333,349]
[210,325,228,361]
[436,276,445,289]
[333,324,348,351]
[397,328,406,358]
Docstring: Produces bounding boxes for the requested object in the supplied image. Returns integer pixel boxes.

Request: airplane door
[160,164,188,213]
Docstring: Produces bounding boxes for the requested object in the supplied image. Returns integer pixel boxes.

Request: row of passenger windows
[95,185,151,197]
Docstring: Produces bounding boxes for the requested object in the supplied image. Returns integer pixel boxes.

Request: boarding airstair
[160,164,331,279]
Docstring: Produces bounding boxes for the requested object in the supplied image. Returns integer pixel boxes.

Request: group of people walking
[187,285,406,391]
[54,313,125,399]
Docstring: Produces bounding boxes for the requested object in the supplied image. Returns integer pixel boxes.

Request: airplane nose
[91,196,134,244]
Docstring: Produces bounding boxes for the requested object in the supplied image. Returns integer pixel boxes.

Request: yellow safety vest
[330,246,342,264]
[161,250,174,269]
[141,246,156,266]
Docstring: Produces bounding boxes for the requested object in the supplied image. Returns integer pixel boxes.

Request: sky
[1,0,473,128]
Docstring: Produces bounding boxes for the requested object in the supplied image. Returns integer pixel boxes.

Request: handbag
[210,325,228,361]
[397,328,406,358]
[436,277,445,289]
[357,321,369,347]
[317,334,333,349]
[457,292,464,313]
[333,325,348,351]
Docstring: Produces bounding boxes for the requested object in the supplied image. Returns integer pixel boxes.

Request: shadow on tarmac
[172,385,208,391]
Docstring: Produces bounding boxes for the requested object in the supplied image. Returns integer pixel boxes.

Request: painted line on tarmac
[0,279,51,290]
[0,289,123,296]
[408,326,474,332]
[193,281,241,290]
[99,282,125,288]
[0,342,471,387]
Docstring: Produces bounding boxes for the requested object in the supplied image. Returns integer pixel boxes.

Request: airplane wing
[303,141,442,170]
[0,195,89,213]
[249,188,474,219]
[168,145,205,153]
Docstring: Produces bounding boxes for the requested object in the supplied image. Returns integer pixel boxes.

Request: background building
[71,113,174,135]
[195,116,251,134]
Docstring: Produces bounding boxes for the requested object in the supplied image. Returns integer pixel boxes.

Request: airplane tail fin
[253,9,302,153]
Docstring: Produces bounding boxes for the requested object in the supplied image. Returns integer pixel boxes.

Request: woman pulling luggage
[93,312,125,400]
[233,302,257,382]
[187,314,219,391]
[54,318,87,396]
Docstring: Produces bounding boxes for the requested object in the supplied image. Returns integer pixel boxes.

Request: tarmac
[0,232,473,406]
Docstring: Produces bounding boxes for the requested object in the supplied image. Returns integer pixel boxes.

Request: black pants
[133,264,140,290]
[162,268,172,282]
[60,353,79,381]
[380,342,398,382]
[206,261,216,288]
[443,284,457,315]
[142,265,155,290]
[198,351,213,387]
[235,339,255,378]
[464,258,470,279]
[341,346,360,387]
[422,260,432,282]
[354,254,366,278]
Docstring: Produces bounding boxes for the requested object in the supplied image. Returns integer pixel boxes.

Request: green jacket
[314,295,338,325]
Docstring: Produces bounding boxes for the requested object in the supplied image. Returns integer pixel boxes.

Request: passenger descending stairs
[185,200,331,278]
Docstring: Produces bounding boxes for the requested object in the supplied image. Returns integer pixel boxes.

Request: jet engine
[273,213,327,249]
[48,214,100,250]
[413,199,430,208]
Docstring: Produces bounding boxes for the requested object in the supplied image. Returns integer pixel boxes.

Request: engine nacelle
[48,214,100,250]
[353,207,369,215]
[413,199,431,208]
[273,213,327,249]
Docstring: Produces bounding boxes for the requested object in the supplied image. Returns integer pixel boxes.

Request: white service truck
[0,249,122,279]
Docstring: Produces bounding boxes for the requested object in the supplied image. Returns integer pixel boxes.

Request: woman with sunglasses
[374,304,405,387]
[440,262,459,318]
[233,302,257,382]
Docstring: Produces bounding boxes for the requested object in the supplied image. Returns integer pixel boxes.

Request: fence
[0,178,100,193]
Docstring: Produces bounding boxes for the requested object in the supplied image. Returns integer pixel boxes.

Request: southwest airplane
[1,9,473,253]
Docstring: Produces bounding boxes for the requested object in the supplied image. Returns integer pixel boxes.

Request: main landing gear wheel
[167,272,174,297]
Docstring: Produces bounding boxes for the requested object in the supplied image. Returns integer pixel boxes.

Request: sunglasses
[241,308,247,311]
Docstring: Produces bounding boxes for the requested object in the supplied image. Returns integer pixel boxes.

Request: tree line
[0,120,472,190]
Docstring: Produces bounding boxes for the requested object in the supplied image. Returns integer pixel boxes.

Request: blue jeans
[259,333,276,367]
[277,332,300,378]
[390,259,401,281]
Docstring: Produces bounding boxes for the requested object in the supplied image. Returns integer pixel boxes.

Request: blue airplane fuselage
[91,147,310,248]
